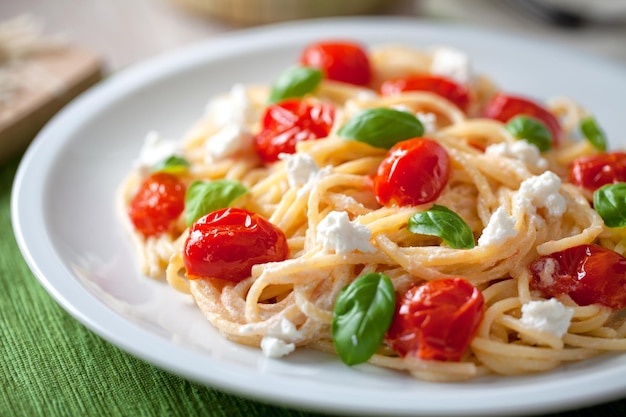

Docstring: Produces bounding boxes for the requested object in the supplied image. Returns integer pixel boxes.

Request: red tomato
[128,172,186,238]
[386,278,484,361]
[374,138,450,206]
[253,99,335,163]
[379,74,470,112]
[484,92,561,145]
[569,151,626,191]
[299,41,371,86]
[183,208,289,282]
[529,244,626,309]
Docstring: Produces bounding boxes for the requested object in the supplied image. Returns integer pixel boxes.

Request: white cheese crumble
[515,171,566,217]
[204,83,255,161]
[133,131,181,176]
[520,298,574,338]
[485,141,549,173]
[241,317,302,359]
[477,207,518,247]
[279,152,319,188]
[430,47,471,84]
[416,112,437,134]
[260,337,295,358]
[316,211,375,255]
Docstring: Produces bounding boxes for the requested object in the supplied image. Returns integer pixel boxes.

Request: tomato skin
[299,41,371,86]
[484,92,561,145]
[529,244,626,309]
[374,138,450,206]
[183,208,289,282]
[253,99,335,163]
[386,278,484,361]
[379,74,470,112]
[569,151,626,191]
[128,172,186,238]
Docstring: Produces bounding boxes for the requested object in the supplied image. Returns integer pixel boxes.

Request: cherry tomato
[484,92,561,145]
[299,41,371,86]
[128,172,186,238]
[386,278,484,361]
[379,74,470,112]
[374,137,450,206]
[569,151,626,191]
[253,99,335,163]
[183,208,289,282]
[529,244,626,309]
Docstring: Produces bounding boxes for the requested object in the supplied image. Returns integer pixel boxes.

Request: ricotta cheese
[279,152,319,188]
[478,207,518,246]
[416,112,437,134]
[316,211,376,254]
[520,298,574,338]
[204,83,255,161]
[515,171,566,217]
[133,131,181,176]
[430,47,471,84]
[485,141,549,173]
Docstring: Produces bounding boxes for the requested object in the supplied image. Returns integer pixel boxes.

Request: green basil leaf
[593,183,626,228]
[332,272,396,366]
[408,204,476,249]
[505,115,552,152]
[152,155,190,174]
[581,116,607,152]
[337,108,424,149]
[184,179,248,225]
[268,66,323,103]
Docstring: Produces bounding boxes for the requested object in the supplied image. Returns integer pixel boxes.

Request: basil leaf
[505,115,552,152]
[152,155,190,174]
[408,204,476,249]
[332,272,396,366]
[581,116,607,152]
[269,66,323,103]
[337,108,424,149]
[184,179,248,225]
[593,183,626,228]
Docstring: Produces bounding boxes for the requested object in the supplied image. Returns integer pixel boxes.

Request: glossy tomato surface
[484,92,561,145]
[299,41,371,86]
[569,151,626,191]
[530,244,626,309]
[374,137,450,206]
[183,208,289,282]
[386,278,484,361]
[253,99,335,163]
[379,74,470,112]
[128,172,186,238]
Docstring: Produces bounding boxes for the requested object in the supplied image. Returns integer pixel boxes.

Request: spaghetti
[118,42,626,382]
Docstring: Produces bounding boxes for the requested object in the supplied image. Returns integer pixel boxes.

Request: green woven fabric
[1,153,626,417]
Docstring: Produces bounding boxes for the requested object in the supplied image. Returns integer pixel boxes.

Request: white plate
[11,17,626,417]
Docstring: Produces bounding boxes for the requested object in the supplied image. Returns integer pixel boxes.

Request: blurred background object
[170,0,390,25]
[0,15,102,163]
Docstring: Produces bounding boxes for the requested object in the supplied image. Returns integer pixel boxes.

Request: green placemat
[1,153,626,417]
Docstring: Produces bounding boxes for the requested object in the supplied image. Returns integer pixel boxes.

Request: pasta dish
[117,40,626,382]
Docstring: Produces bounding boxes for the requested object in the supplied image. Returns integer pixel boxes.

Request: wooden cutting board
[0,45,103,163]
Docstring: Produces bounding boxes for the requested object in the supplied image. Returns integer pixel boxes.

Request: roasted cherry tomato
[379,74,470,112]
[386,278,484,361]
[530,244,626,309]
[299,41,371,86]
[484,92,561,145]
[128,172,186,238]
[183,208,289,282]
[253,99,335,163]
[569,151,626,191]
[374,137,450,206]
